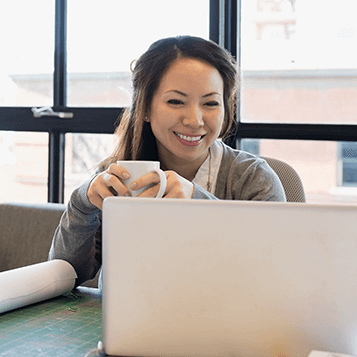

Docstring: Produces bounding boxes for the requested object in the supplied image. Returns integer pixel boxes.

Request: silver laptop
[102,197,357,357]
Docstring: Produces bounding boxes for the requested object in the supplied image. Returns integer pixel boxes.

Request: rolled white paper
[0,259,77,314]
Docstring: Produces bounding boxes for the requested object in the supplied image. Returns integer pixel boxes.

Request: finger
[129,171,161,191]
[88,184,117,210]
[160,171,194,199]
[136,184,162,198]
[107,163,131,181]
[88,171,130,206]
[103,171,131,197]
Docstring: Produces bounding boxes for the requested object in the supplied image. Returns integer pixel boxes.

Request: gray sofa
[0,202,98,287]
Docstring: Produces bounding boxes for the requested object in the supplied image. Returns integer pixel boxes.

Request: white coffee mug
[116,161,167,198]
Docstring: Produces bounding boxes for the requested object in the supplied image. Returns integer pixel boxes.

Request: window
[0,131,48,203]
[2,0,357,206]
[240,0,357,125]
[241,138,357,205]
[67,0,209,107]
[240,139,260,156]
[256,0,296,41]
[238,0,357,204]
[0,1,54,107]
[0,0,54,203]
[0,0,209,204]
[64,133,117,202]
[338,142,357,187]
[63,0,209,202]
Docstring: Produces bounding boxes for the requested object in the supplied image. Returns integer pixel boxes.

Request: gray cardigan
[48,143,286,286]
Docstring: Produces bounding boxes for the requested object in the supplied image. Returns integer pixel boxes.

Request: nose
[182,105,204,128]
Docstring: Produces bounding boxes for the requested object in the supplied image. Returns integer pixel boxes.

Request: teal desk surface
[0,287,102,357]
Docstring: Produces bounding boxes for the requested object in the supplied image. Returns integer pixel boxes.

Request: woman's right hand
[87,163,131,210]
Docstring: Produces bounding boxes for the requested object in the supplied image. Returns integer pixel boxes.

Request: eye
[167,99,184,105]
[205,101,220,107]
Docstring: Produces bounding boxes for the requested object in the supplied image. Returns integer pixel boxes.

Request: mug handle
[151,168,167,198]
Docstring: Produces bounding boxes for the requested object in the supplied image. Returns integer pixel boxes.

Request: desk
[0,287,102,357]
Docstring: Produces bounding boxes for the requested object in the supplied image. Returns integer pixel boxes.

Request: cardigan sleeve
[219,150,286,202]
[192,183,219,200]
[237,159,286,201]
[194,145,286,202]
[48,176,102,287]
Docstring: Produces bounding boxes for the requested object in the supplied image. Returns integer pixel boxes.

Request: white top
[193,140,224,195]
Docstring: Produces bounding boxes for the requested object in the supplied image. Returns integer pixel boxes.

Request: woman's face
[148,57,225,169]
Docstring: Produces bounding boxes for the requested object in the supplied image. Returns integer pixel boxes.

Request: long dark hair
[101,35,239,168]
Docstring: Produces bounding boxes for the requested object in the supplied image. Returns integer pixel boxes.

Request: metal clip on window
[31,107,74,119]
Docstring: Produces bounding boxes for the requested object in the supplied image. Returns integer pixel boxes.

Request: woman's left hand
[131,170,194,199]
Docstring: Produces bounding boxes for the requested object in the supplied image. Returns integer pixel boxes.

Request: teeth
[175,132,203,142]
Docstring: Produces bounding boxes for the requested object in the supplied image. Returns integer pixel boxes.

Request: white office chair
[261,156,306,203]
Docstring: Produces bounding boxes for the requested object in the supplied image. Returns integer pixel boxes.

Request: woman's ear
[144,116,150,122]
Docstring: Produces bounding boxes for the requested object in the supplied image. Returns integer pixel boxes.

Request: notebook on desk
[102,197,357,357]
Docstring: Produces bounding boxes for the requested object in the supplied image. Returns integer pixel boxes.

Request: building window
[256,0,296,41]
[240,139,261,156]
[339,142,357,186]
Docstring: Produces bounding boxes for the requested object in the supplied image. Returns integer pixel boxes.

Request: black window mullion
[237,123,357,142]
[49,0,67,203]
[209,0,220,44]
[224,0,240,148]
[54,0,67,108]
[210,0,240,148]
[209,0,239,66]
[224,0,238,61]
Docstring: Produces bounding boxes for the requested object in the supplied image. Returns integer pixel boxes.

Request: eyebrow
[165,90,222,97]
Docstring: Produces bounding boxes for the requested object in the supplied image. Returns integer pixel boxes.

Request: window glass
[64,133,117,203]
[0,131,48,203]
[241,138,357,205]
[240,139,260,156]
[338,142,357,187]
[241,0,357,124]
[67,0,209,107]
[0,1,54,107]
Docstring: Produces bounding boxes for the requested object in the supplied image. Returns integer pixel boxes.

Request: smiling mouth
[174,132,205,142]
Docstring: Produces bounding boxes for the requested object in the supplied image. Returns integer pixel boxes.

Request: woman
[49,36,286,287]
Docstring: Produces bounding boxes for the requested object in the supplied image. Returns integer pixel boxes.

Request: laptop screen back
[103,198,357,357]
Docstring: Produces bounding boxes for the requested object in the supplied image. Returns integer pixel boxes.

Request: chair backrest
[261,156,306,203]
[0,202,65,272]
